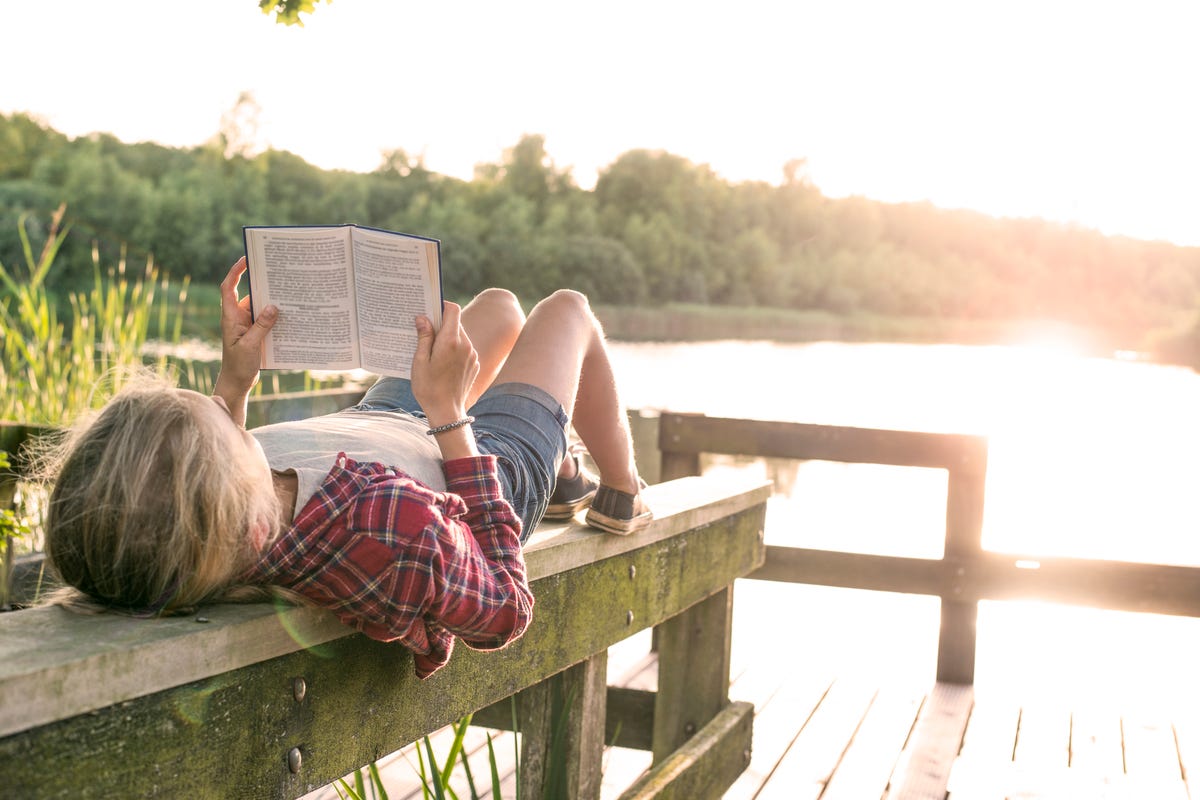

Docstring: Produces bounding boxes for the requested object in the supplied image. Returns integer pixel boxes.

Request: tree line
[2,111,1199,354]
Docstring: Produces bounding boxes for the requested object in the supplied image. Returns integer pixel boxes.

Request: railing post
[652,586,734,764]
[518,651,608,800]
[937,442,989,684]
[658,413,703,482]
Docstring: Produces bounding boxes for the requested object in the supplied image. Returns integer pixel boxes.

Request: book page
[351,227,442,378]
[244,226,360,371]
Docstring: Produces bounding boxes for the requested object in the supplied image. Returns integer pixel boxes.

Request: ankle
[557,454,579,480]
[601,471,641,496]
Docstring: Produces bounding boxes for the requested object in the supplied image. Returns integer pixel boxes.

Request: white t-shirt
[251,410,446,518]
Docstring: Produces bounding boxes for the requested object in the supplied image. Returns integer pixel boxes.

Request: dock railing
[655,412,1200,685]
[0,405,771,799]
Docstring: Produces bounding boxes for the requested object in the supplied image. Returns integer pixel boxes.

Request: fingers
[220,258,247,305]
[235,305,278,349]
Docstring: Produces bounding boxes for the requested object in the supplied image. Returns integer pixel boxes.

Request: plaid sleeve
[438,455,533,649]
[257,456,533,679]
[343,456,532,669]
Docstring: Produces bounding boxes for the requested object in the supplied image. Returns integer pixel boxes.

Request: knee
[473,287,525,332]
[541,289,592,317]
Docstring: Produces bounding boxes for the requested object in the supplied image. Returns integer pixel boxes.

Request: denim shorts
[351,378,568,541]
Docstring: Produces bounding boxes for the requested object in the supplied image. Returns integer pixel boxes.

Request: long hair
[40,378,281,615]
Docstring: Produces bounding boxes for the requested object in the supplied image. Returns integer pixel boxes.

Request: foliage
[0,207,196,424]
[333,713,502,800]
[3,112,1200,359]
[259,0,329,26]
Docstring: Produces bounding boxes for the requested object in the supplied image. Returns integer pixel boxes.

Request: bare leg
[491,290,639,495]
[458,288,525,408]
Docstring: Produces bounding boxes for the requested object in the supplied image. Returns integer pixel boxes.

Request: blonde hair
[41,377,281,615]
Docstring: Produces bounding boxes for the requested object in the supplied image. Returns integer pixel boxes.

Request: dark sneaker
[585,482,653,536]
[543,454,599,522]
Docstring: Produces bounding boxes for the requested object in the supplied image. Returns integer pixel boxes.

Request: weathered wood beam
[751,545,1200,618]
[0,475,770,740]
[618,701,754,800]
[0,480,768,799]
[518,651,608,800]
[658,414,988,473]
[652,587,734,764]
[474,684,656,752]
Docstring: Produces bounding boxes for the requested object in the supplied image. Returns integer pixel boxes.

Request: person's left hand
[216,257,277,396]
[411,301,480,427]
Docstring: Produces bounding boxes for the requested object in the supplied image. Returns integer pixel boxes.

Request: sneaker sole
[542,489,598,522]
[584,508,654,536]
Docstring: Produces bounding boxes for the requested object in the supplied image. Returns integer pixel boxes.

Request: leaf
[439,714,473,789]
[423,737,446,800]
[485,734,502,800]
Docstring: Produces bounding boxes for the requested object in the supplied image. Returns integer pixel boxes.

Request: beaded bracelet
[426,416,476,436]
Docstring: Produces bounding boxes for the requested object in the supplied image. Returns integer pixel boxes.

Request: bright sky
[4,0,1198,245]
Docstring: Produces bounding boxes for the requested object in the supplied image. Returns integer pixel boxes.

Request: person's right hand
[213,258,277,425]
[216,257,277,394]
[411,301,480,429]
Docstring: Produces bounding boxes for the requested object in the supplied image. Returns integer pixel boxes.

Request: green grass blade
[459,740,479,800]
[415,741,433,800]
[439,714,473,788]
[336,778,363,800]
[423,737,446,800]
[366,762,388,800]
[511,696,521,800]
[485,734,502,800]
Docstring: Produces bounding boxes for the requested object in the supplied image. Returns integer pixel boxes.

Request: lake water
[608,340,1200,709]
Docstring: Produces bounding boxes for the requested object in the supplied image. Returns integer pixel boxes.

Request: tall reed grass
[0,207,193,425]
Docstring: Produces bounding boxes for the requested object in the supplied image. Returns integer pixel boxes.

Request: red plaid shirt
[248,454,534,678]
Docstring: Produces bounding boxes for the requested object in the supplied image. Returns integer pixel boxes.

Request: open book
[243,224,442,378]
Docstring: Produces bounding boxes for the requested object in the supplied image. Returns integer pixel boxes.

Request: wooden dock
[303,577,1198,799]
[9,408,1200,799]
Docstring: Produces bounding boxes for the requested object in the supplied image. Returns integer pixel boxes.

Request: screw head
[684,722,696,736]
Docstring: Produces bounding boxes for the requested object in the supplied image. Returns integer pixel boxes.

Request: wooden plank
[0,601,349,739]
[748,547,950,592]
[657,414,988,473]
[244,388,366,428]
[523,475,770,580]
[1122,712,1187,794]
[1012,701,1071,770]
[1172,716,1200,799]
[1069,707,1124,783]
[936,599,977,685]
[748,546,1200,620]
[0,500,766,799]
[723,671,834,800]
[0,475,770,739]
[604,687,656,752]
[617,701,753,800]
[473,684,656,754]
[945,696,1020,799]
[822,684,924,799]
[754,678,878,800]
[518,651,608,800]
[938,461,986,685]
[652,587,733,764]
[888,681,974,799]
